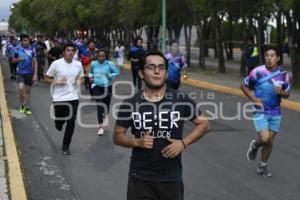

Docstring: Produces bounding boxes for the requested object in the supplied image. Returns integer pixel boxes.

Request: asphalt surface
[1,57,300,200]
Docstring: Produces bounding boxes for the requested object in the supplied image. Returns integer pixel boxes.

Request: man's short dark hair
[88,39,95,45]
[20,34,29,41]
[264,46,280,56]
[169,40,178,46]
[141,51,168,70]
[134,37,143,45]
[63,42,75,52]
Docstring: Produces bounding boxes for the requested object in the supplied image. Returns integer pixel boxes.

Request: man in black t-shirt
[127,37,146,91]
[113,51,210,200]
[47,39,62,66]
[35,35,47,81]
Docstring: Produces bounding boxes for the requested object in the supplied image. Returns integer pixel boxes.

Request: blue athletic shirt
[165,52,187,82]
[6,43,20,59]
[15,46,36,75]
[244,65,291,116]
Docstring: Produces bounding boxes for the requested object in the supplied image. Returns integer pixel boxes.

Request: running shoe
[257,163,272,177]
[62,146,71,155]
[24,107,32,115]
[19,106,25,114]
[97,127,104,136]
[247,140,258,161]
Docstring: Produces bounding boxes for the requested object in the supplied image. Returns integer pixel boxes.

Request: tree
[282,0,300,87]
[187,0,211,70]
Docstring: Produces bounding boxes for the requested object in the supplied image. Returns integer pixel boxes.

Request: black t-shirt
[116,88,201,182]
[48,47,62,59]
[48,47,62,65]
[36,41,47,62]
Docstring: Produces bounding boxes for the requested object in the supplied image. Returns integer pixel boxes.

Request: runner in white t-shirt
[114,41,125,69]
[45,42,84,155]
[1,38,7,56]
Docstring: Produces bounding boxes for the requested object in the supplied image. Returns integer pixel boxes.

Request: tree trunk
[153,25,160,50]
[257,0,265,63]
[174,25,182,42]
[184,24,192,67]
[276,10,283,65]
[196,26,206,70]
[240,15,247,77]
[286,14,300,88]
[203,21,211,57]
[146,25,153,50]
[212,30,218,58]
[215,16,225,73]
[226,15,234,60]
[111,30,117,49]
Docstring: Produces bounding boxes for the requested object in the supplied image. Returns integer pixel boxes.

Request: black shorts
[127,178,184,200]
[17,74,33,86]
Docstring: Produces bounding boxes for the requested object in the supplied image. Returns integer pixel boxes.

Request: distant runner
[12,34,38,115]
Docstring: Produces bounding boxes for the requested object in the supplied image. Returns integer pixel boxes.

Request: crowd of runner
[0,32,291,199]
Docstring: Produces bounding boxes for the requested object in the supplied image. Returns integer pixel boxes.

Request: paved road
[1,57,300,200]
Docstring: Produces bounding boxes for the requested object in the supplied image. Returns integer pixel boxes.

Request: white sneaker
[97,127,104,136]
[103,116,109,128]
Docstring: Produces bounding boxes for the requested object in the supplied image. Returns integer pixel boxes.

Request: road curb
[122,64,300,112]
[0,64,27,200]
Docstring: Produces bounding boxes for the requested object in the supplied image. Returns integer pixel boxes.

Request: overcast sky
[0,0,18,21]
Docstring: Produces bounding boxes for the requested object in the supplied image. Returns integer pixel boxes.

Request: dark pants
[84,76,93,96]
[127,178,184,200]
[9,60,17,77]
[167,79,180,90]
[92,85,112,124]
[37,60,45,81]
[53,100,79,148]
[131,66,142,91]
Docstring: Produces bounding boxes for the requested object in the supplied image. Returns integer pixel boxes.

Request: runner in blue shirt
[241,46,291,177]
[127,37,146,91]
[6,36,19,80]
[165,41,187,90]
[12,34,38,115]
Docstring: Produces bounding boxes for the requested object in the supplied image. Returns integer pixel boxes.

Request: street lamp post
[162,0,167,53]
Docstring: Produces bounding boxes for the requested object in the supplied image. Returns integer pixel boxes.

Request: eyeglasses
[144,64,167,71]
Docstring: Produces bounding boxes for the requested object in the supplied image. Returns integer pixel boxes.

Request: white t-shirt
[46,58,84,102]
[1,39,7,56]
[73,49,79,61]
[114,46,125,58]
[44,40,51,51]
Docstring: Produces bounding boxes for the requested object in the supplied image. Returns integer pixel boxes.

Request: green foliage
[222,21,242,42]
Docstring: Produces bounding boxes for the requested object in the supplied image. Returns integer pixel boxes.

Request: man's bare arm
[162,115,210,159]
[182,115,210,147]
[240,83,263,106]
